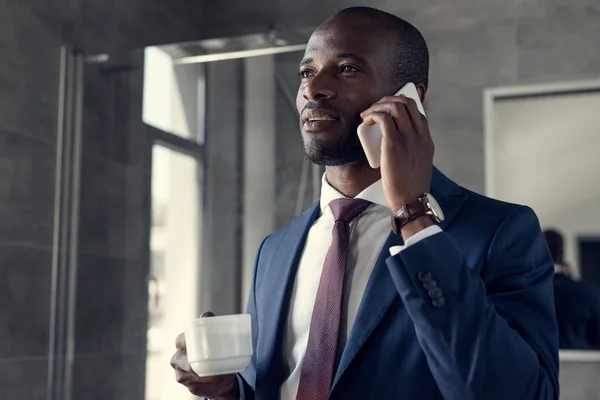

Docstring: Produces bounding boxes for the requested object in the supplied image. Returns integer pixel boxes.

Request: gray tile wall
[0,1,223,400]
[200,59,245,315]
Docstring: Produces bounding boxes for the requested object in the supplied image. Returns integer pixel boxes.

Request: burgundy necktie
[296,198,372,400]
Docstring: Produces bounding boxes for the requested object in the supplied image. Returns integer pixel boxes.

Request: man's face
[296,16,395,166]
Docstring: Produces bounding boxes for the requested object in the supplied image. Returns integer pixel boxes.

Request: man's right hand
[170,313,239,400]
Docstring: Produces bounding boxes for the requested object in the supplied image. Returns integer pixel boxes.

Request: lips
[303,119,340,133]
[302,109,340,124]
[307,116,336,122]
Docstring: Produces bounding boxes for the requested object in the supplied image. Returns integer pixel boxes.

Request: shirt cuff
[389,225,442,256]
[237,375,246,400]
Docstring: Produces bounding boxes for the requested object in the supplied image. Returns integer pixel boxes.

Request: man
[544,229,600,350]
[172,7,559,399]
[544,229,572,276]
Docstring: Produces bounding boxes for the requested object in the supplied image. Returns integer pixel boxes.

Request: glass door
[146,145,203,400]
[142,44,206,400]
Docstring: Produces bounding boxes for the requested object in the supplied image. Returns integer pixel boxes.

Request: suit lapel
[333,167,467,388]
[256,202,320,395]
[333,230,404,387]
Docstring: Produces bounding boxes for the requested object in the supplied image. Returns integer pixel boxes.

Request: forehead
[303,17,393,65]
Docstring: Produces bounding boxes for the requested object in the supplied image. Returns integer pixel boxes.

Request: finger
[170,351,190,371]
[176,371,227,385]
[370,95,427,135]
[196,375,233,384]
[375,95,409,104]
[396,95,428,138]
[361,102,414,137]
[362,112,401,141]
[186,380,234,397]
[175,368,197,384]
[176,373,235,396]
[175,332,187,352]
[187,383,208,396]
[175,370,226,386]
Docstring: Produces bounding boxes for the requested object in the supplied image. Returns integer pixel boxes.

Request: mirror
[485,81,600,356]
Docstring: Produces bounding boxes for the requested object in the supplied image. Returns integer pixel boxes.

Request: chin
[303,138,367,166]
[301,127,341,138]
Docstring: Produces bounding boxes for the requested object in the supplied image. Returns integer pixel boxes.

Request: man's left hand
[360,94,434,215]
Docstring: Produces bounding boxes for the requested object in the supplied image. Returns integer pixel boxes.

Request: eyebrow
[299,53,367,66]
[335,53,367,63]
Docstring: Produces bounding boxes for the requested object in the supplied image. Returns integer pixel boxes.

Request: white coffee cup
[184,314,253,377]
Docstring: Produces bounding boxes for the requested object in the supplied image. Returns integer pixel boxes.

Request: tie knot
[328,198,372,222]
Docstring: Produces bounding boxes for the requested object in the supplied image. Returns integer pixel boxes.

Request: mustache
[301,101,340,115]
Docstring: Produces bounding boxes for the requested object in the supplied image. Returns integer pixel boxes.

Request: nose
[303,73,336,101]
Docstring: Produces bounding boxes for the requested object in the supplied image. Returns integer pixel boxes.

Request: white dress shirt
[278,175,440,399]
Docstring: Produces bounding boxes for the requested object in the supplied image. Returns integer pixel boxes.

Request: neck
[325,164,381,198]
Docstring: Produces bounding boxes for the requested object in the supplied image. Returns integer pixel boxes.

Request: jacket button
[432,297,447,308]
[428,287,443,299]
[418,271,433,282]
[423,280,438,290]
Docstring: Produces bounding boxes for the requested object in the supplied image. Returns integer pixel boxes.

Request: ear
[416,84,427,103]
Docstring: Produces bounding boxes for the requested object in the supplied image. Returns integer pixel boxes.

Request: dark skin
[170,312,239,399]
[297,13,434,239]
[172,12,435,399]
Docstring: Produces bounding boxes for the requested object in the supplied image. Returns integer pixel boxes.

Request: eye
[299,69,314,79]
[340,65,359,73]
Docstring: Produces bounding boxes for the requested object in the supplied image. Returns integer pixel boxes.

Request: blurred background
[0,0,599,399]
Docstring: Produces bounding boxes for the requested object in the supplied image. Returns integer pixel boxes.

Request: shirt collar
[319,173,388,213]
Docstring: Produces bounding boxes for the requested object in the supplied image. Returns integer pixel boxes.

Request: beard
[301,116,368,166]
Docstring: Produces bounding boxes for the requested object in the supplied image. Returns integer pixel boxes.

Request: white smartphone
[357,82,426,169]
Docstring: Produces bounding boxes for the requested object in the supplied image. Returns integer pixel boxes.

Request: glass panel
[146,145,202,400]
[142,47,206,143]
[73,51,152,400]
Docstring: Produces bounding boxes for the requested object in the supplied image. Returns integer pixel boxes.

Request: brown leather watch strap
[391,196,431,235]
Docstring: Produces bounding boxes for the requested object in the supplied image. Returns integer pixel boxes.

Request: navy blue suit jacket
[240,169,559,399]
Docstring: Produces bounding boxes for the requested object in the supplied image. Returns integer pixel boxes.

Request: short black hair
[543,229,565,265]
[335,7,430,90]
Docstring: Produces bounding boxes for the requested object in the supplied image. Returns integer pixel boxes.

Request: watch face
[426,193,445,222]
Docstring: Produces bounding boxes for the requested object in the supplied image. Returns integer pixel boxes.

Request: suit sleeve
[386,206,559,400]
[237,237,269,400]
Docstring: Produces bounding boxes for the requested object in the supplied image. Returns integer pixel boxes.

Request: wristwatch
[391,193,444,235]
